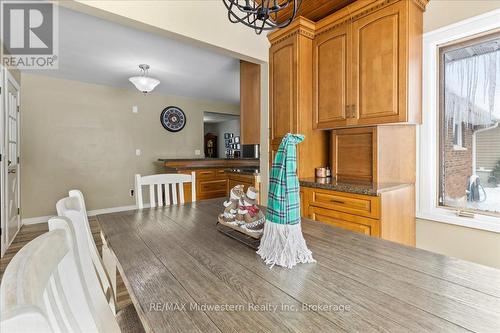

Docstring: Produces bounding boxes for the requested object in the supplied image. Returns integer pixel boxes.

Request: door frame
[0,64,4,257]
[2,67,21,256]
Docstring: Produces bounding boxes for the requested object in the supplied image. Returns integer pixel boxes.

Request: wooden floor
[0,217,133,312]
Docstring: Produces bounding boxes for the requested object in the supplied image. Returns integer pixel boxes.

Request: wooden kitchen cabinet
[301,185,414,246]
[308,206,380,236]
[351,1,407,125]
[268,18,329,178]
[331,125,416,183]
[180,168,228,201]
[313,23,350,129]
[240,60,261,145]
[313,0,425,129]
[227,173,254,192]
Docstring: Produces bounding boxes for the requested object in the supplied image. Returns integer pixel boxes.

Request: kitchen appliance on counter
[242,144,260,159]
[315,167,331,178]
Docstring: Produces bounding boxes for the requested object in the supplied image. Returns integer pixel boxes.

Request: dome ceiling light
[129,64,160,94]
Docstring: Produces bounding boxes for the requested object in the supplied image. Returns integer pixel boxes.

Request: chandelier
[129,64,160,94]
[223,0,303,35]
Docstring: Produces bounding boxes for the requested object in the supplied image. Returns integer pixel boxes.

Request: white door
[0,66,4,256]
[4,70,20,250]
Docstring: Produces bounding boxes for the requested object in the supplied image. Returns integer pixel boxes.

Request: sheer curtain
[445,49,500,127]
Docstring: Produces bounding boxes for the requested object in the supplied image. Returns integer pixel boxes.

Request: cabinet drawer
[215,169,227,179]
[228,173,254,184]
[196,170,216,180]
[199,179,227,194]
[310,188,380,219]
[308,206,380,237]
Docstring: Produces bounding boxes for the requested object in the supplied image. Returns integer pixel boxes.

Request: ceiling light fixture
[129,64,160,94]
[222,0,302,35]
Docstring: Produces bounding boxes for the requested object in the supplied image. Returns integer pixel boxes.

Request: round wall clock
[160,106,186,132]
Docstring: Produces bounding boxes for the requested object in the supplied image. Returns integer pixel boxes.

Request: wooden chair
[56,190,144,333]
[135,172,196,209]
[56,190,116,314]
[0,217,121,333]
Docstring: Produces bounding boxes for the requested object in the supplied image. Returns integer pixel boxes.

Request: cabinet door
[269,38,296,146]
[313,24,349,129]
[309,206,373,235]
[351,1,407,125]
[198,179,228,200]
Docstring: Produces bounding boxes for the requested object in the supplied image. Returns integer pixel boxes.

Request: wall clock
[160,106,186,132]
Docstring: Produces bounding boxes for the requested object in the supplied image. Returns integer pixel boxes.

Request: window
[438,33,500,216]
[419,10,500,232]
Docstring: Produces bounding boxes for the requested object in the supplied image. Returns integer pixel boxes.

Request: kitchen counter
[159,158,259,172]
[225,168,260,176]
[300,177,412,196]
[158,158,260,162]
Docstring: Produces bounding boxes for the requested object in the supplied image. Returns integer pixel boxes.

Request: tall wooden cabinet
[268,18,329,178]
[240,60,261,145]
[313,0,425,129]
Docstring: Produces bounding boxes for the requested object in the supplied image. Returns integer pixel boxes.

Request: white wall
[66,1,269,63]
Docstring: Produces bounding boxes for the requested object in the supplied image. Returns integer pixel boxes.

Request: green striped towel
[266,133,303,225]
[257,133,315,269]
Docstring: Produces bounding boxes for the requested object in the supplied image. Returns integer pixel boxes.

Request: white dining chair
[135,172,196,209]
[55,190,144,333]
[0,216,121,333]
[56,190,116,314]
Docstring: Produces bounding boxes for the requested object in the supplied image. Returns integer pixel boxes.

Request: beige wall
[416,1,500,270]
[424,0,500,32]
[416,219,500,269]
[20,73,238,218]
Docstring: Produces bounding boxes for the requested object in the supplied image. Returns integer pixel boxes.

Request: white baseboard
[21,204,150,225]
[22,215,53,225]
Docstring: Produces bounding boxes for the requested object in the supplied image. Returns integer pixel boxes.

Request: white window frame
[418,9,500,233]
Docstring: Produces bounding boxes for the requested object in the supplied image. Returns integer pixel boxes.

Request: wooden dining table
[97,198,500,333]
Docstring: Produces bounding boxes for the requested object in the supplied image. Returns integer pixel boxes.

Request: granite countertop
[300,177,412,196]
[158,158,260,162]
[159,158,260,172]
[225,168,260,176]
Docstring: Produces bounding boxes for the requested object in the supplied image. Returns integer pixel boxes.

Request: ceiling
[267,0,355,23]
[28,7,240,104]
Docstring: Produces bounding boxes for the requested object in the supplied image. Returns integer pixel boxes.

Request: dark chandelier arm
[225,0,254,24]
[223,0,302,34]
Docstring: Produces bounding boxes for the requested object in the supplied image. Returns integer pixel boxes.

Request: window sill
[452,145,467,151]
[417,208,500,233]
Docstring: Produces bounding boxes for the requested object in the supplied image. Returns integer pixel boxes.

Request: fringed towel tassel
[257,222,315,269]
